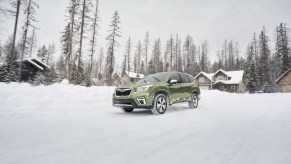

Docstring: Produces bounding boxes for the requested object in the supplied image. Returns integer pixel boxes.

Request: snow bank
[1,83,291,164]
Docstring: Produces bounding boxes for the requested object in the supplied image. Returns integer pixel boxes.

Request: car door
[179,73,192,100]
[168,73,182,104]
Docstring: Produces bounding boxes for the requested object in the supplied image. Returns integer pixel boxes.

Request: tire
[121,108,134,113]
[150,94,168,115]
[188,93,198,109]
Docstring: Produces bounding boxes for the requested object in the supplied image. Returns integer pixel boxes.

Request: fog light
[137,97,146,105]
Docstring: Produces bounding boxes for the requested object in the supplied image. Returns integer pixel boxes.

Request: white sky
[1,0,291,69]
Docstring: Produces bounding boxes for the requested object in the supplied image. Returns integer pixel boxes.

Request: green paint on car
[112,72,201,114]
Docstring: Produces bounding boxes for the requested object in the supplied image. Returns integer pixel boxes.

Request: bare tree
[88,0,100,82]
[19,0,39,81]
[66,0,80,82]
[28,27,37,58]
[76,0,92,84]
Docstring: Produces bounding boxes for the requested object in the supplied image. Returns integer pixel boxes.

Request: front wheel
[188,93,198,109]
[121,108,134,113]
[150,94,168,115]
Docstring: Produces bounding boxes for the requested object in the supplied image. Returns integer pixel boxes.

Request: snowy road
[1,82,291,164]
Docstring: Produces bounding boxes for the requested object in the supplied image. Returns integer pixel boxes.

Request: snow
[220,70,245,84]
[1,83,291,164]
[197,69,245,85]
[15,58,49,70]
[275,68,291,83]
[126,71,144,79]
[27,59,44,70]
[194,71,214,82]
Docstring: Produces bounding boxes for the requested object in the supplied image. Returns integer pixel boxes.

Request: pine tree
[259,26,271,92]
[47,43,55,66]
[0,65,9,82]
[60,22,71,77]
[124,37,131,74]
[33,72,46,85]
[174,34,182,71]
[198,41,209,72]
[135,41,142,73]
[153,38,162,73]
[56,54,66,81]
[183,35,193,71]
[0,41,3,63]
[233,42,241,70]
[158,61,163,72]
[228,40,235,70]
[4,37,18,82]
[167,34,174,71]
[200,51,206,72]
[98,47,104,75]
[223,39,228,70]
[37,45,48,63]
[133,54,137,73]
[247,60,257,93]
[143,31,149,73]
[147,59,155,74]
[121,54,126,76]
[140,61,145,75]
[105,11,121,82]
[45,62,57,84]
[65,0,80,82]
[275,23,290,75]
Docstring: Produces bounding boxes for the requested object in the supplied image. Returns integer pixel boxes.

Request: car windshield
[137,72,168,84]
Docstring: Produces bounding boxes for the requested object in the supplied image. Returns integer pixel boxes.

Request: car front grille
[115,88,131,96]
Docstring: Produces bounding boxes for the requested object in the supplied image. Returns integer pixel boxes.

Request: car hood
[117,82,162,89]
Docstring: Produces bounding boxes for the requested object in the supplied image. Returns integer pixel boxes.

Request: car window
[187,75,194,83]
[137,72,168,83]
[179,73,190,83]
[169,73,181,83]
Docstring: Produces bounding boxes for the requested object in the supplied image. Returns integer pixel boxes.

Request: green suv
[112,72,201,114]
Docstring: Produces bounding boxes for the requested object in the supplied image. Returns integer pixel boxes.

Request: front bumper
[113,98,153,109]
[113,91,154,109]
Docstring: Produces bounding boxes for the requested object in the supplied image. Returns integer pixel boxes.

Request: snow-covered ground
[1,82,291,164]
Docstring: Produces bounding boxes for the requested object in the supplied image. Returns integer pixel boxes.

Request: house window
[219,85,224,91]
[199,77,205,83]
[218,76,224,80]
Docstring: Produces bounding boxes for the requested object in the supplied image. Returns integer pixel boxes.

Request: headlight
[136,85,153,93]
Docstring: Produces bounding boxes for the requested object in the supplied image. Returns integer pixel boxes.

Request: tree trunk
[77,0,86,83]
[11,0,21,81]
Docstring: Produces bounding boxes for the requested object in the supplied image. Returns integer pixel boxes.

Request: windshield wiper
[152,76,160,82]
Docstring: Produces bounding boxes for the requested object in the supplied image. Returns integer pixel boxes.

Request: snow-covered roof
[125,71,144,79]
[16,58,49,70]
[194,71,214,82]
[27,59,44,70]
[217,70,244,84]
[275,68,291,83]
[213,69,230,77]
[195,69,244,85]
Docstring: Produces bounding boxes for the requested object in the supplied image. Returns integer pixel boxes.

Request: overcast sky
[1,0,291,68]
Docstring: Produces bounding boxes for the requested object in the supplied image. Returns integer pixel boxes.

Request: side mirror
[170,79,178,85]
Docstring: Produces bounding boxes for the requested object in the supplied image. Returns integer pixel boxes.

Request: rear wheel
[188,93,198,109]
[121,108,134,113]
[150,94,168,115]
